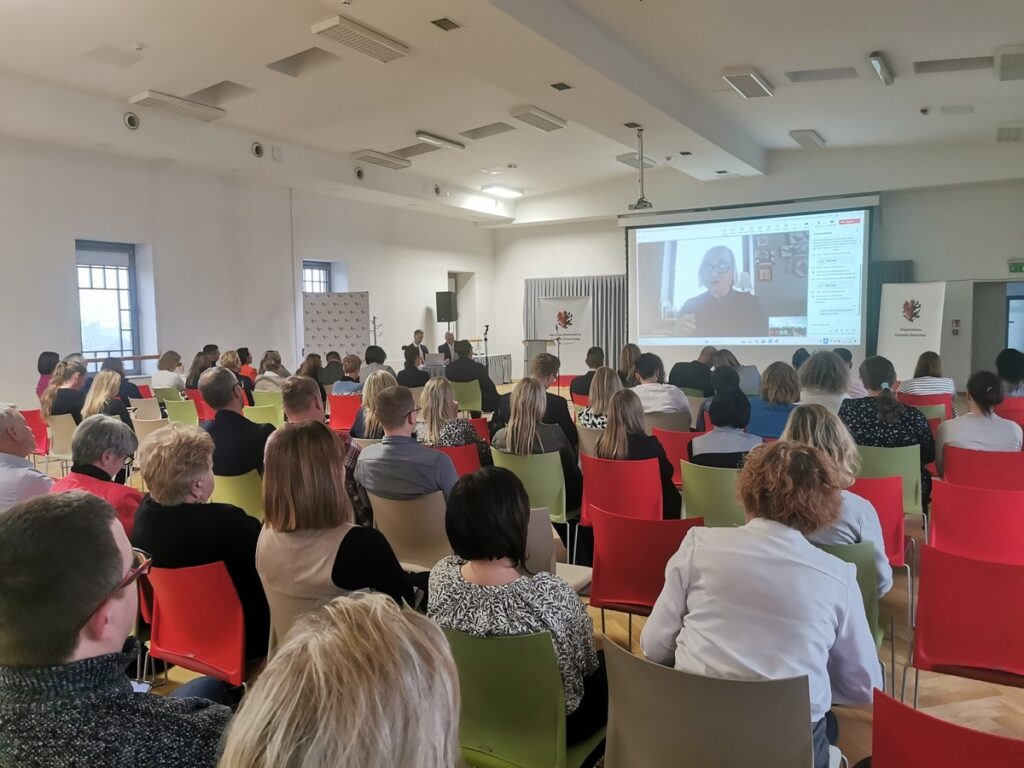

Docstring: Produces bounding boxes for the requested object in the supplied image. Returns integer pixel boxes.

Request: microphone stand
[554,324,563,397]
[483,325,490,376]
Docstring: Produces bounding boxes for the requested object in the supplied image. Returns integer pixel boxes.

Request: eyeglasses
[404,405,422,419]
[90,548,152,618]
[700,260,733,274]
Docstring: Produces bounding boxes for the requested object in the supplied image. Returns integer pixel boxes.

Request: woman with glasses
[414,377,491,466]
[676,245,768,337]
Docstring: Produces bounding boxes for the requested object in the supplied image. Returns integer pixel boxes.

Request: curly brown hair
[737,441,842,535]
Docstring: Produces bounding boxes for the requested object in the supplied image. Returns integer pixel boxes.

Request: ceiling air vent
[460,122,515,140]
[722,67,774,98]
[550,82,573,91]
[312,15,409,63]
[510,105,566,132]
[350,149,411,170]
[431,18,462,31]
[996,46,1024,81]
[128,91,225,122]
[392,144,440,159]
[996,123,1024,143]
[913,56,993,74]
[785,67,858,83]
[616,152,656,170]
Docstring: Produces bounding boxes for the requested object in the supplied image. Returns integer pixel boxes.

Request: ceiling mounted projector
[616,152,657,170]
[627,127,653,211]
[128,90,225,122]
[869,51,894,85]
[722,68,774,98]
[350,149,411,170]
[510,106,566,132]
[416,131,465,151]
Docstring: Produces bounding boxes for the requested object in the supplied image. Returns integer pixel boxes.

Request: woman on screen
[676,246,768,338]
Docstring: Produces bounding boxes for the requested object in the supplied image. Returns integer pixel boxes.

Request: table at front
[423,354,512,385]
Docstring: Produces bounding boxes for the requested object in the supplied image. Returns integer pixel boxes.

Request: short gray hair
[0,407,21,433]
[71,415,138,465]
[199,367,238,410]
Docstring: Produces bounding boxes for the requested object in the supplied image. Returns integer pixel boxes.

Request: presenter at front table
[676,245,769,337]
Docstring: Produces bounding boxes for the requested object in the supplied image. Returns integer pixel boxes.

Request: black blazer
[438,342,456,362]
[625,432,681,519]
[396,367,431,388]
[444,357,500,413]
[569,370,596,397]
[491,390,578,448]
[319,360,345,386]
[202,410,275,476]
[668,361,714,397]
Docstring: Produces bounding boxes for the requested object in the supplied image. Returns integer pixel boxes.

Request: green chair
[210,470,264,521]
[915,404,946,422]
[491,449,578,560]
[856,445,922,516]
[244,404,282,428]
[679,461,744,527]
[451,379,483,414]
[681,387,705,398]
[152,387,183,404]
[164,399,199,426]
[252,391,284,425]
[444,629,605,768]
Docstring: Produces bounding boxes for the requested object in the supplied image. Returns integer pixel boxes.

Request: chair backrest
[432,443,482,478]
[490,449,567,524]
[872,689,1024,767]
[133,418,169,453]
[679,461,744,527]
[327,394,362,432]
[896,391,954,420]
[590,507,703,613]
[19,409,49,455]
[686,396,709,430]
[525,507,556,575]
[643,410,692,436]
[352,437,381,449]
[930,480,1024,566]
[913,544,1024,679]
[243,404,283,427]
[916,403,947,422]
[849,476,906,567]
[147,561,246,686]
[209,470,264,521]
[580,454,662,526]
[152,387,183,403]
[164,399,199,426]
[450,379,482,413]
[994,399,1024,428]
[603,639,813,767]
[46,413,77,458]
[128,397,161,420]
[856,444,922,514]
[577,425,603,458]
[467,417,491,445]
[943,445,1024,490]
[651,428,701,487]
[367,491,450,571]
[816,542,883,649]
[136,384,153,399]
[252,390,284,425]
[444,629,567,768]
[570,392,589,407]
[185,389,217,421]
[408,387,425,408]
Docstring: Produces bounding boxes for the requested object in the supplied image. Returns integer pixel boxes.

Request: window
[76,241,140,374]
[302,260,332,293]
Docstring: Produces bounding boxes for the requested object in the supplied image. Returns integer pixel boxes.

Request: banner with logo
[877,282,946,380]
[534,296,594,374]
[303,291,370,357]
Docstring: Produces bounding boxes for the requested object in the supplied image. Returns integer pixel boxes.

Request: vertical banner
[303,291,370,357]
[535,296,594,373]
[877,282,946,380]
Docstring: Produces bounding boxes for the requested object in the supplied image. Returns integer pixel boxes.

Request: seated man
[569,347,604,398]
[632,353,691,427]
[444,339,500,414]
[0,492,231,766]
[199,367,275,476]
[354,385,458,508]
[50,415,142,537]
[404,329,429,362]
[491,353,578,448]
[668,345,717,397]
[0,407,52,511]
[438,331,456,363]
[318,351,345,388]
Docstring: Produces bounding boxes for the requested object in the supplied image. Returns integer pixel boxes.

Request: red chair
[328,394,362,433]
[930,480,1024,566]
[468,417,491,446]
[555,374,575,390]
[19,409,49,461]
[994,399,1024,428]
[927,417,942,440]
[137,384,154,399]
[903,545,1024,706]
[570,392,589,408]
[943,445,1024,490]
[147,562,246,686]
[896,391,953,420]
[432,444,482,477]
[651,428,701,487]
[580,454,662,527]
[590,506,703,644]
[185,389,216,421]
[850,476,912,627]
[872,690,1024,766]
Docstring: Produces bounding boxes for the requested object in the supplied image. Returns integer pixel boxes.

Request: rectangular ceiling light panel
[785,67,858,83]
[510,105,566,132]
[789,129,827,148]
[997,123,1024,143]
[392,144,441,159]
[460,122,515,140]
[913,56,993,74]
[722,67,774,98]
[266,47,341,78]
[350,149,411,170]
[996,47,1024,81]
[128,91,225,121]
[312,15,409,63]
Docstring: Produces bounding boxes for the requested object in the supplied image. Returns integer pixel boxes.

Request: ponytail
[875,382,905,425]
[40,361,86,419]
[860,356,904,425]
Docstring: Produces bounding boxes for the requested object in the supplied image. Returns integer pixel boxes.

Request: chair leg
[880,659,887,693]
[600,608,605,635]
[912,669,920,709]
[889,614,896,694]
[627,614,633,650]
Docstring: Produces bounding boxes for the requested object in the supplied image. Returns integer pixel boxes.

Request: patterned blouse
[414,419,492,466]
[428,556,599,713]
[577,407,607,430]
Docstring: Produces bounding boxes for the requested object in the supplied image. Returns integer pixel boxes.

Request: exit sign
[1011,262,1024,274]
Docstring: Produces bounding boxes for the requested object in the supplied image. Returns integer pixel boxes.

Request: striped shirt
[896,376,958,416]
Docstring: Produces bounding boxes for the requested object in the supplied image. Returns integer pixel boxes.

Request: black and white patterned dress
[414,419,492,466]
[428,556,599,712]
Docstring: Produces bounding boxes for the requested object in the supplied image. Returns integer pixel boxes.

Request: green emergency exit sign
[1011,262,1024,273]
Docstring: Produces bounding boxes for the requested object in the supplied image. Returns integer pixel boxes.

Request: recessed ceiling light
[430,17,462,31]
[415,130,465,151]
[480,166,506,175]
[940,104,974,116]
[623,121,642,129]
[550,82,573,91]
[789,129,827,149]
[679,150,693,156]
[722,67,773,98]
[482,184,523,199]
[510,105,566,132]
[715,169,729,175]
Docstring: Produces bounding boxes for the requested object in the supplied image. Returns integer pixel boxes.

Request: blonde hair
[82,370,122,419]
[420,378,456,445]
[588,367,622,416]
[219,350,241,372]
[506,378,546,455]
[138,423,214,505]
[760,361,800,405]
[40,360,88,419]
[596,389,646,460]
[780,403,859,488]
[362,370,398,439]
[218,594,460,768]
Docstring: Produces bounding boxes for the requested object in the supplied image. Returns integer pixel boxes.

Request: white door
[1007,298,1024,350]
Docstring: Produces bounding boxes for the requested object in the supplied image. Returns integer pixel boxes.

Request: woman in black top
[100,357,142,402]
[185,351,213,390]
[82,369,135,432]
[596,389,681,519]
[396,345,430,389]
[297,354,328,407]
[40,359,88,424]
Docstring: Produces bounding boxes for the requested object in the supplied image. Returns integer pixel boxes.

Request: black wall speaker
[436,291,457,323]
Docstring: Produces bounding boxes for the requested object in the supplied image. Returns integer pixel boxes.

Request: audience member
[792,347,811,370]
[36,351,60,398]
[360,345,396,383]
[397,345,430,388]
[833,348,867,398]
[799,351,850,414]
[350,369,398,440]
[405,329,429,361]
[354,385,459,505]
[49,415,141,537]
[839,355,935,508]
[219,350,254,406]
[0,492,231,767]
[202,344,220,365]
[259,422,414,654]
[332,354,363,395]
[100,357,143,402]
[688,388,762,468]
[254,350,287,392]
[199,367,275,476]
[0,407,52,510]
[132,423,269,658]
[577,367,622,429]
[297,353,328,405]
[444,339,500,413]
[936,370,1023,475]
[62,353,93,393]
[642,442,881,768]
[996,347,1024,397]
[415,377,491,467]
[597,390,681,519]
[781,404,893,596]
[898,351,958,415]
[712,349,761,393]
[40,359,88,424]
[237,347,257,385]
[82,369,134,431]
[151,350,186,393]
[493,353,578,447]
[218,594,459,768]
[185,351,213,390]
[438,331,457,362]
[667,345,716,396]
[570,346,605,397]
[747,361,799,439]
[429,467,606,754]
[319,351,344,387]
[632,353,691,426]
[693,365,740,431]
[617,343,642,388]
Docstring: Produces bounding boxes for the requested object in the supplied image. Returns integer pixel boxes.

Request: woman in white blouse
[935,370,1023,475]
[641,442,881,768]
[150,350,186,393]
[798,351,849,414]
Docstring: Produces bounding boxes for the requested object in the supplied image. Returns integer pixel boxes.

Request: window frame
[302,260,332,294]
[75,240,141,375]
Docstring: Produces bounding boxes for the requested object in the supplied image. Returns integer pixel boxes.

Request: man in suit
[199,367,275,476]
[438,331,456,363]
[569,347,604,398]
[403,330,429,363]
[668,345,717,397]
[491,353,578,449]
[444,339,500,414]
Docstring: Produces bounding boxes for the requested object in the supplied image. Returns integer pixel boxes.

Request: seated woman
[429,467,606,757]
[493,377,583,512]
[259,421,415,654]
[49,414,142,536]
[781,404,893,596]
[897,351,958,415]
[36,351,59,398]
[396,345,430,389]
[596,390,681,519]
[996,347,1024,398]
[617,343,641,388]
[100,357,142,402]
[936,370,1023,475]
[747,361,800,439]
[839,355,935,509]
[254,350,288,392]
[40,359,88,424]
[688,388,762,469]
[297,354,328,406]
[219,594,459,768]
[577,367,622,429]
[332,354,363,395]
[132,423,270,659]
[82,369,134,431]
[414,377,491,466]
[799,351,850,414]
[712,349,761,394]
[693,365,739,431]
[151,350,186,393]
[185,351,213,390]
[219,350,255,406]
[350,369,398,439]
[641,442,881,768]
[237,347,257,385]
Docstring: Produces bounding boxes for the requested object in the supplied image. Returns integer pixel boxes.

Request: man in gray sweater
[0,492,231,767]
